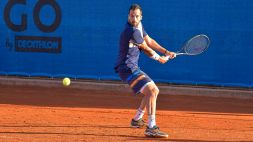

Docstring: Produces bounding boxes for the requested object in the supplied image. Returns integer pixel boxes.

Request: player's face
[128,9,142,27]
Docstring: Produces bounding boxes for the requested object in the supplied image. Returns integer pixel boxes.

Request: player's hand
[165,51,176,59]
[158,56,168,64]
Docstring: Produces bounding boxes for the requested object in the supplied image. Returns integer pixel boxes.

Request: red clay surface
[0,84,253,142]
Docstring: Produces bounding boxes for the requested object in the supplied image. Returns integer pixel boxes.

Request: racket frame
[166,34,210,59]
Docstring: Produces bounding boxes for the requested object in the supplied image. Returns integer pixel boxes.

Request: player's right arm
[144,35,176,59]
[133,41,168,64]
[131,29,168,64]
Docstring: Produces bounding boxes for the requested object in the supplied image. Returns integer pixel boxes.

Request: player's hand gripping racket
[166,34,210,60]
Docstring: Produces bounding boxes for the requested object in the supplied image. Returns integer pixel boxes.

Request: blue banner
[0,0,253,87]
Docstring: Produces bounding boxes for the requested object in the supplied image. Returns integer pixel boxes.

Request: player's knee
[142,83,159,97]
[153,86,159,96]
[149,84,159,97]
[156,87,160,95]
[145,86,156,98]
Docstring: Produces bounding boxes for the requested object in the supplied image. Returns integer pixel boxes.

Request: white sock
[133,108,145,121]
[148,115,156,128]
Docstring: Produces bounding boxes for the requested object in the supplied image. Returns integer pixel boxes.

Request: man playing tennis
[114,4,176,138]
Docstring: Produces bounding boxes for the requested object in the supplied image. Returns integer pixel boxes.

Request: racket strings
[185,36,209,55]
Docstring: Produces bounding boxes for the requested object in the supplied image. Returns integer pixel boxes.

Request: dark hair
[129,4,142,14]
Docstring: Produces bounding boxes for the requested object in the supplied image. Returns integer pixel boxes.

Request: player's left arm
[144,35,176,58]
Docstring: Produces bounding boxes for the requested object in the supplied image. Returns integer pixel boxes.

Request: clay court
[0,79,252,142]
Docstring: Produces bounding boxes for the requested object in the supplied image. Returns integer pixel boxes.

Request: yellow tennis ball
[62,77,71,86]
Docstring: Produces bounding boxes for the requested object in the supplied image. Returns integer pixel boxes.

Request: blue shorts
[118,68,153,94]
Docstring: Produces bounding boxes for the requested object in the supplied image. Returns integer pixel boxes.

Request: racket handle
[165,54,176,60]
[165,56,170,60]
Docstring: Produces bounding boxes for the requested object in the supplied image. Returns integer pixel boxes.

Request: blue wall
[0,0,253,87]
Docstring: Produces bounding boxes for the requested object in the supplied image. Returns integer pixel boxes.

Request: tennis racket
[166,34,210,60]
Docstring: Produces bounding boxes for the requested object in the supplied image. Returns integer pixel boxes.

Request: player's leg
[130,82,150,128]
[117,69,148,128]
[134,84,161,122]
[131,94,148,128]
[117,68,166,134]
[139,94,147,111]
[140,83,159,128]
[140,83,169,138]
[133,95,146,120]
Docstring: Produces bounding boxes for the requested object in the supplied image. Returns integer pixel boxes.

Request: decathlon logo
[3,0,62,53]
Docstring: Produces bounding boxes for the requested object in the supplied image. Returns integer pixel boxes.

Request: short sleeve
[132,29,144,44]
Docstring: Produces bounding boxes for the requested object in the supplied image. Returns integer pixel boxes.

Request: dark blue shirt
[114,22,147,73]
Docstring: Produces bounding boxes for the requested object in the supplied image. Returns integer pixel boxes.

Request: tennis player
[114,4,176,138]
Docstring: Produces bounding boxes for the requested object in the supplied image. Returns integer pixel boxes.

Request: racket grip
[165,54,176,60]
[165,56,170,60]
